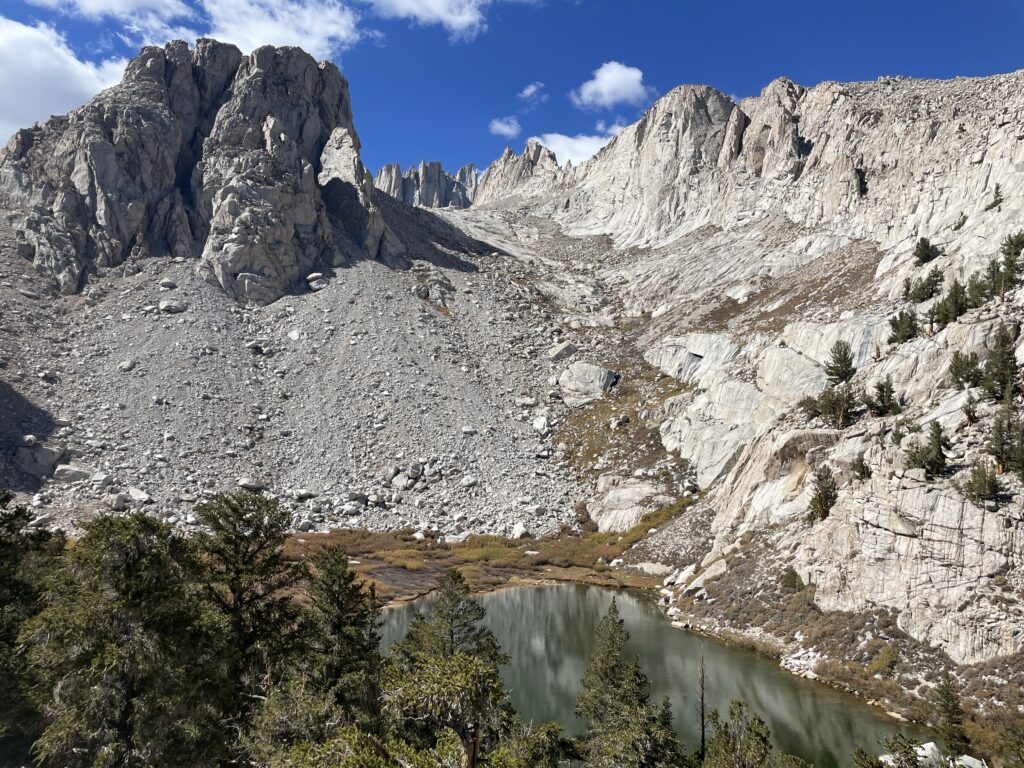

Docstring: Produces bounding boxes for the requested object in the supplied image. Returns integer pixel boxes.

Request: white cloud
[517,80,546,104]
[0,18,126,143]
[26,0,198,45]
[489,115,520,138]
[202,0,361,58]
[530,118,625,166]
[361,0,491,38]
[569,60,655,110]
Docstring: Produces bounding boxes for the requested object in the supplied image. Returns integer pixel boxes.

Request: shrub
[903,267,944,303]
[866,644,899,677]
[888,310,919,344]
[780,567,805,593]
[949,351,982,389]
[864,375,901,417]
[913,237,942,265]
[983,184,1004,212]
[853,456,872,481]
[951,213,967,232]
[963,461,1000,507]
[905,421,947,478]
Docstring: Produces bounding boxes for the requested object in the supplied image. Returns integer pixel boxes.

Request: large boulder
[558,361,619,407]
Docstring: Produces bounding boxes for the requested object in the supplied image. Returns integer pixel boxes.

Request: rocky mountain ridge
[3,42,1024,700]
[0,38,405,305]
[374,161,477,208]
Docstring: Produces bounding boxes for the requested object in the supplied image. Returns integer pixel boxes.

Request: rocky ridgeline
[0,38,404,305]
[375,161,477,208]
[3,40,1024,678]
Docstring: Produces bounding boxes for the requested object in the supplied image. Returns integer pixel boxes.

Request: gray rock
[158,299,186,314]
[558,361,619,407]
[52,464,92,483]
[547,340,577,362]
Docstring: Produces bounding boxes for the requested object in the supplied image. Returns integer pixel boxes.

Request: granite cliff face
[465,70,1024,667]
[374,161,477,208]
[0,38,402,305]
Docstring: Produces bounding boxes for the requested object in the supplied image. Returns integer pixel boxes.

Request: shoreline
[371,556,925,731]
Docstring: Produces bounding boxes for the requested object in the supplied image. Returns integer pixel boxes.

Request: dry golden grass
[284,498,694,603]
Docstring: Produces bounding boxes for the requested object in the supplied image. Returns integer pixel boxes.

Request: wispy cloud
[517,79,547,110]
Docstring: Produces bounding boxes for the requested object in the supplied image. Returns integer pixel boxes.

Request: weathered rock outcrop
[474,139,562,206]
[374,161,477,208]
[0,39,401,303]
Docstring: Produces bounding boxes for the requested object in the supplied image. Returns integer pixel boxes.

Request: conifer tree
[982,323,1019,401]
[913,237,942,265]
[386,569,512,767]
[807,465,839,522]
[932,674,969,757]
[392,569,508,669]
[574,600,682,768]
[864,375,901,416]
[949,351,982,390]
[888,310,919,344]
[195,491,306,722]
[22,514,225,767]
[306,548,383,723]
[906,422,947,478]
[986,403,1024,474]
[825,340,857,384]
[963,461,1000,506]
[0,491,63,762]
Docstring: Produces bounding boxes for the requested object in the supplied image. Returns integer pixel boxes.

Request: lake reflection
[381,583,927,768]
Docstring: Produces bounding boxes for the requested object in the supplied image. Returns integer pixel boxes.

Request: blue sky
[1,0,1023,173]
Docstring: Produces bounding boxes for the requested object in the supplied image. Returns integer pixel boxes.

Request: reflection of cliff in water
[382,584,927,768]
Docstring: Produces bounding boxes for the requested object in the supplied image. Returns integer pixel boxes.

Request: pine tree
[986,403,1024,474]
[949,350,982,390]
[983,323,1019,401]
[0,491,63,762]
[864,376,901,416]
[963,461,1000,506]
[984,184,1004,212]
[21,514,225,767]
[195,491,306,723]
[913,237,942,265]
[807,465,839,522]
[906,421,947,478]
[704,701,779,768]
[576,599,636,723]
[933,279,968,327]
[392,569,508,669]
[819,383,860,429]
[888,310,919,344]
[574,600,682,768]
[903,267,944,303]
[306,549,382,724]
[385,569,511,768]
[932,674,970,757]
[825,340,857,384]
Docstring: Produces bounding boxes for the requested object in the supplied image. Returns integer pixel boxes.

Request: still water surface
[382,583,927,768]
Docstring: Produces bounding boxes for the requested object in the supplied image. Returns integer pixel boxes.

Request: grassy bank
[284,500,692,603]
